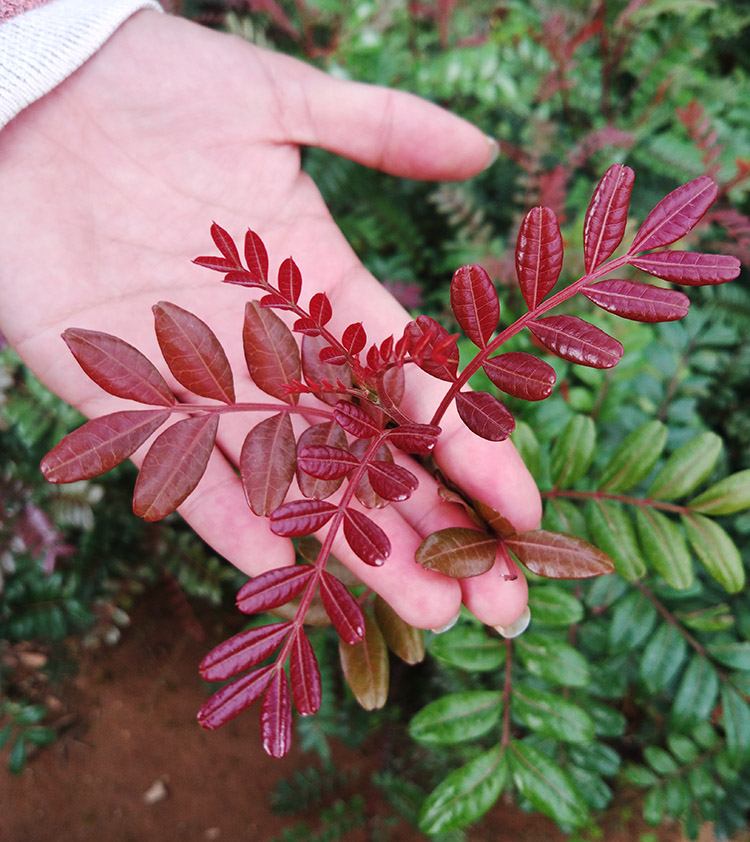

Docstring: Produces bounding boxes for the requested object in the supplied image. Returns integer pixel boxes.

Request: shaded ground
[1,587,745,842]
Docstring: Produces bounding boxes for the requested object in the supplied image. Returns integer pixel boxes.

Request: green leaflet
[706,641,750,671]
[543,497,589,538]
[509,740,589,828]
[418,744,508,835]
[647,431,722,500]
[639,621,688,693]
[526,585,584,627]
[599,420,667,492]
[681,513,745,593]
[429,625,505,672]
[609,589,659,654]
[670,654,719,731]
[512,420,541,480]
[635,507,693,589]
[512,683,595,743]
[586,499,646,581]
[644,745,679,775]
[687,469,750,515]
[515,632,590,687]
[721,684,750,765]
[409,691,502,746]
[550,415,596,487]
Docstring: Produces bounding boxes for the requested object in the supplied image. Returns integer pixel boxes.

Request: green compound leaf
[526,585,584,627]
[515,631,590,687]
[648,431,722,500]
[418,744,508,835]
[409,691,502,746]
[599,420,667,492]
[509,740,589,828]
[429,625,505,672]
[550,415,596,487]
[586,499,646,581]
[681,513,745,593]
[639,622,688,694]
[670,654,719,731]
[687,469,750,515]
[721,684,750,765]
[512,683,595,743]
[635,507,693,590]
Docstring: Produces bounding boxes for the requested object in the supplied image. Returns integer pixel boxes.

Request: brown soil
[1,588,745,842]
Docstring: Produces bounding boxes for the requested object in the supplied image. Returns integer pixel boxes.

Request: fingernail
[482,135,499,171]
[430,611,461,635]
[494,606,531,639]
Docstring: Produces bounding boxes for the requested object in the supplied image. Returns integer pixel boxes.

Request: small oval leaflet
[455,391,515,441]
[582,279,689,323]
[482,352,556,401]
[416,527,498,578]
[527,315,623,369]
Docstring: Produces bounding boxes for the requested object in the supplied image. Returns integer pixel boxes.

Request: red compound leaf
[244,228,269,282]
[629,251,741,285]
[343,508,391,566]
[261,669,292,758]
[289,629,322,716]
[455,391,515,442]
[152,301,235,404]
[62,328,176,407]
[197,664,274,730]
[583,164,635,272]
[482,352,556,401]
[309,291,333,325]
[41,410,170,483]
[342,322,367,356]
[269,498,337,537]
[320,571,365,644]
[236,565,315,614]
[387,423,441,454]
[631,176,717,252]
[516,206,564,310]
[504,530,614,578]
[133,413,219,521]
[278,256,302,304]
[366,461,418,502]
[415,526,497,578]
[582,279,690,323]
[332,400,382,438]
[450,265,499,349]
[199,622,291,681]
[297,444,358,480]
[296,421,348,500]
[211,222,242,268]
[528,315,623,369]
[243,301,301,404]
[240,413,297,516]
[404,316,459,382]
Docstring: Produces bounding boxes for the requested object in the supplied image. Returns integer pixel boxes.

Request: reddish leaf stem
[167,401,335,420]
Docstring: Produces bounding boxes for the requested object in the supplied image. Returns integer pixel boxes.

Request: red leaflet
[318,345,348,366]
[515,206,564,310]
[192,255,236,272]
[133,413,219,521]
[244,229,269,282]
[482,352,556,401]
[296,422,348,500]
[366,461,418,502]
[278,257,302,304]
[152,301,235,404]
[41,410,170,483]
[319,571,365,644]
[62,328,175,407]
[350,439,391,509]
[583,164,635,272]
[197,664,274,730]
[404,316,459,382]
[297,444,358,480]
[377,365,405,413]
[387,423,441,454]
[270,499,338,537]
[528,315,623,369]
[629,251,741,285]
[261,670,292,758]
[240,413,297,516]
[366,344,380,370]
[236,565,315,614]
[380,335,394,361]
[342,322,367,356]
[199,622,291,681]
[415,527,497,578]
[631,176,717,252]
[450,265,499,349]
[343,508,391,566]
[243,301,301,404]
[332,400,382,438]
[289,630,322,716]
[504,530,615,578]
[223,270,265,289]
[261,292,294,310]
[293,317,321,336]
[455,391,515,442]
[301,335,353,406]
[583,279,690,323]
[309,291,332,325]
[211,222,242,267]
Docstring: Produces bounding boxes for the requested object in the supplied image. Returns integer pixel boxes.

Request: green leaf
[568,765,612,811]
[409,691,502,746]
[8,735,26,775]
[568,742,621,777]
[512,683,595,743]
[720,685,750,765]
[586,499,646,581]
[623,764,658,787]
[526,586,584,627]
[681,514,745,593]
[643,786,665,826]
[430,625,505,672]
[515,632,590,687]
[599,421,667,492]
[643,745,679,775]
[25,726,57,747]
[550,415,596,487]
[609,589,659,654]
[666,734,699,764]
[635,508,693,589]
[14,704,46,725]
[512,420,541,480]
[647,431,722,500]
[664,778,691,819]
[509,740,589,828]
[585,699,626,737]
[0,723,12,750]
[706,641,750,671]
[543,498,588,538]
[418,745,507,835]
[687,470,750,515]
[670,654,719,731]
[677,603,735,633]
[639,621,688,693]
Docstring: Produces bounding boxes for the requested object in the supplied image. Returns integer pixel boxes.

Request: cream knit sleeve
[0,0,163,129]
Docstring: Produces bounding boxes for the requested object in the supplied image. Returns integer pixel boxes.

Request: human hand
[0,10,540,631]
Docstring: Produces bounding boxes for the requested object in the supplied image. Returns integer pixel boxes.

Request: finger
[460,544,529,629]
